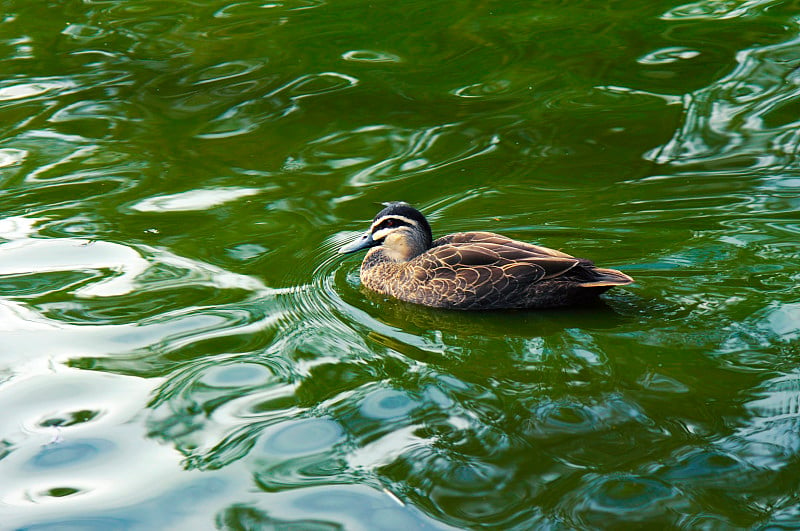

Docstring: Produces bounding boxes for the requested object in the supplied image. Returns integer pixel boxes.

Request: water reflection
[284,122,501,186]
[217,484,456,530]
[661,0,783,20]
[342,50,402,64]
[363,291,627,339]
[647,35,800,169]
[2,0,800,528]
[197,72,359,139]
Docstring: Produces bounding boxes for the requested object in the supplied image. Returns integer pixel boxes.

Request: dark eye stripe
[377,217,409,231]
[369,214,420,234]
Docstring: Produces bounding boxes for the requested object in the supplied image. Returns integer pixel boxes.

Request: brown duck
[339,202,633,310]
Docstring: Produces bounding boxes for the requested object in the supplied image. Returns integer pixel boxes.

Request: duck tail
[579,267,634,287]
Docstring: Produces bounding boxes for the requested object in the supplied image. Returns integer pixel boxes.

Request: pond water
[1,0,799,528]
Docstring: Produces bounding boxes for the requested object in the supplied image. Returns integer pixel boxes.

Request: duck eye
[385,220,394,227]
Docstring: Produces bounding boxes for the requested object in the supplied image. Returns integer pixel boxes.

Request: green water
[1,0,799,528]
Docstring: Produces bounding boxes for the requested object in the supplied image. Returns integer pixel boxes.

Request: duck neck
[384,231,429,262]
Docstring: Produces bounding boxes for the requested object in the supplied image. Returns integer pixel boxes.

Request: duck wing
[400,236,586,309]
[431,231,632,285]
[423,239,581,280]
[433,231,576,259]
[404,231,632,306]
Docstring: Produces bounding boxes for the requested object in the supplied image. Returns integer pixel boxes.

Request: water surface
[1,0,799,528]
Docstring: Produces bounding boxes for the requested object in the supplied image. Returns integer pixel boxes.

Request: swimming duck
[339,202,633,310]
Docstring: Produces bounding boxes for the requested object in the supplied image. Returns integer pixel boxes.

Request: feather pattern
[340,203,633,310]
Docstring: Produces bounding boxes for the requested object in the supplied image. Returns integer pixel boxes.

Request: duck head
[339,202,433,262]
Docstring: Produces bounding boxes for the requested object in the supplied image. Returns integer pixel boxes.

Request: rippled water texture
[1,0,799,528]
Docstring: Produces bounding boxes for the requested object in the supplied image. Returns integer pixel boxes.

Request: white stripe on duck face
[369,215,420,232]
[371,227,393,241]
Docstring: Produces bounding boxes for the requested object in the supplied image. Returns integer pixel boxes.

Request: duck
[338,202,633,310]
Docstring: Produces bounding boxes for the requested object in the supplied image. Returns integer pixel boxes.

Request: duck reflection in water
[339,202,633,311]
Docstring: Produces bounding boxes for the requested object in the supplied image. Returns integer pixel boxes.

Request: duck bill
[338,231,378,254]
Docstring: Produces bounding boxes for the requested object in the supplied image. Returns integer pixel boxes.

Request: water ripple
[283,122,501,186]
[662,0,782,20]
[647,35,800,169]
[130,187,261,212]
[197,73,359,139]
[342,50,402,64]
